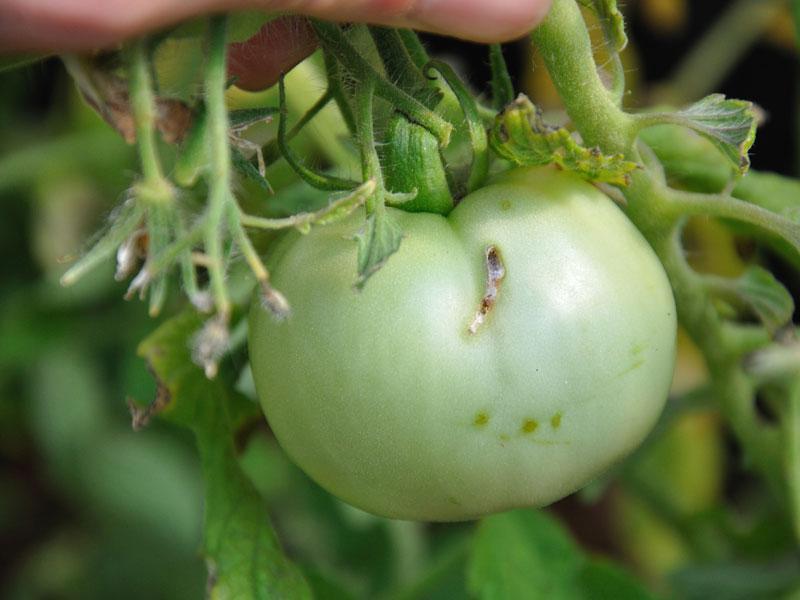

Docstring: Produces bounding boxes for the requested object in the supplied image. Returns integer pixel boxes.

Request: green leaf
[731,266,794,334]
[138,312,312,599]
[673,94,757,175]
[577,561,655,600]
[490,95,638,186]
[468,510,656,600]
[468,509,583,599]
[353,209,403,289]
[577,0,628,52]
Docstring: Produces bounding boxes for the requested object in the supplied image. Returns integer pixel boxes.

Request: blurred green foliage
[2,4,800,597]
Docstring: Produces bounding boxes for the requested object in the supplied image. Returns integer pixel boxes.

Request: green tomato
[249,166,677,521]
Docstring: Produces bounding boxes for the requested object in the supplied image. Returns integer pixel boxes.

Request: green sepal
[231,148,272,193]
[491,95,638,186]
[384,113,454,214]
[353,209,403,289]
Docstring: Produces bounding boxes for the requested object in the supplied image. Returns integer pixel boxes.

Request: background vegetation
[1,0,799,597]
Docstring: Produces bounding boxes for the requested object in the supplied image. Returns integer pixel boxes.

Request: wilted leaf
[491,95,638,186]
[673,94,758,175]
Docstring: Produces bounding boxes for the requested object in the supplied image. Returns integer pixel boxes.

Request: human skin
[0,0,551,51]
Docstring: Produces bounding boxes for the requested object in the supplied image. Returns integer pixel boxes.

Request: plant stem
[205,15,233,319]
[398,29,430,70]
[532,0,783,487]
[489,44,514,110]
[312,21,453,147]
[531,0,633,152]
[369,26,427,93]
[127,39,164,183]
[357,78,384,215]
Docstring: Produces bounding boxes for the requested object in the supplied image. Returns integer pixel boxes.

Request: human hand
[0,0,550,52]
[1,0,550,89]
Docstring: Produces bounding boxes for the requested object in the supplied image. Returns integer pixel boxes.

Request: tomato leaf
[353,209,403,289]
[668,94,757,175]
[577,0,628,52]
[138,311,312,599]
[577,560,655,600]
[490,95,638,186]
[730,266,794,335]
[468,510,654,600]
[468,509,583,599]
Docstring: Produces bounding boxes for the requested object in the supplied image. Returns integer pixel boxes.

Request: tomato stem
[533,0,788,495]
[312,21,453,148]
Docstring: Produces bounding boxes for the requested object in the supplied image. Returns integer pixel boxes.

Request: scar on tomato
[468,245,506,334]
[521,418,539,434]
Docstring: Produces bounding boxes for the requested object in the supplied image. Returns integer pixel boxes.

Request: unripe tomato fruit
[249,167,677,521]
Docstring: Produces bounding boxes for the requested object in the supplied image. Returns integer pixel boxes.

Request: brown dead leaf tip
[127,378,171,431]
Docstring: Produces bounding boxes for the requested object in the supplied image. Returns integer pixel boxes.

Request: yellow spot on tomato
[474,411,490,427]
[521,418,539,434]
[550,412,562,429]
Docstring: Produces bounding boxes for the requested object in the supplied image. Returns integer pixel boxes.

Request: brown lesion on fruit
[473,411,490,427]
[521,418,539,434]
[468,245,506,334]
[550,412,562,430]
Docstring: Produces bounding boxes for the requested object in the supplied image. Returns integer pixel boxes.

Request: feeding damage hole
[468,245,506,334]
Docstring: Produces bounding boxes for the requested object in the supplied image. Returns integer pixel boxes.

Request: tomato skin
[249,166,677,521]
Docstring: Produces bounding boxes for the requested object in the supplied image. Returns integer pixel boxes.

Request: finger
[228,17,317,92]
[0,0,551,53]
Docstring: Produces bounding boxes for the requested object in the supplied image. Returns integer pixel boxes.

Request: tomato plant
[249,166,677,520]
[3,0,800,597]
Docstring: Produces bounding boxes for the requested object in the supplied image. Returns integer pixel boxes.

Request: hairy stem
[205,15,233,319]
[533,0,783,485]
[127,38,164,183]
